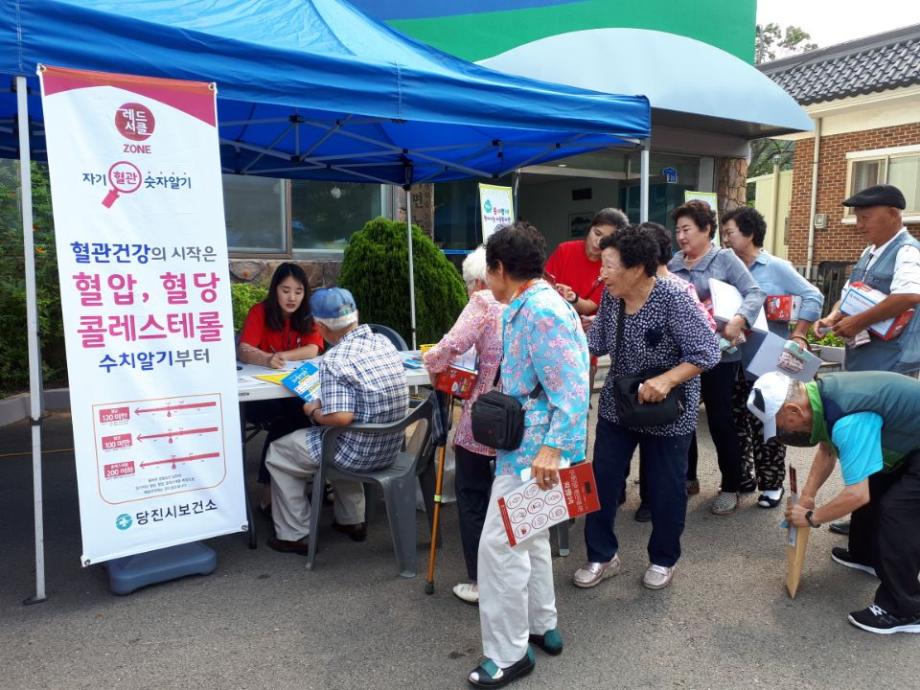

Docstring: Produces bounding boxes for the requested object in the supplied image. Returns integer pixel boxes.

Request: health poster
[479,183,514,243]
[40,65,246,565]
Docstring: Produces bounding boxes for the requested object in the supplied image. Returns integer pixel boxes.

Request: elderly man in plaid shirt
[265,287,409,555]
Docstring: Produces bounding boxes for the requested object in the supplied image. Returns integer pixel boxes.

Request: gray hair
[462,246,488,287]
[314,312,358,331]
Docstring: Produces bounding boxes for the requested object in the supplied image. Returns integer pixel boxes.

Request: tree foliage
[748,24,819,181]
[0,160,65,396]
[755,23,818,65]
[339,217,467,346]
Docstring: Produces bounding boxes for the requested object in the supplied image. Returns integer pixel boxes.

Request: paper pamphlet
[745,331,822,382]
[708,278,768,333]
[254,372,290,385]
[499,463,600,547]
[840,281,915,341]
[281,361,322,403]
[785,466,810,598]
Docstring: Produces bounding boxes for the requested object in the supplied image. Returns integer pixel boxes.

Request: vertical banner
[39,66,246,565]
[478,183,515,243]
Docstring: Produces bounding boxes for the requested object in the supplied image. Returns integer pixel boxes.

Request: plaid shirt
[305,324,409,471]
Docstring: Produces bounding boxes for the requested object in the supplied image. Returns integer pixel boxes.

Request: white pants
[265,429,366,542]
[478,474,557,667]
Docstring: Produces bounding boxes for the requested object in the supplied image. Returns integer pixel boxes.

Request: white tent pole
[639,141,650,223]
[405,185,418,350]
[17,75,47,605]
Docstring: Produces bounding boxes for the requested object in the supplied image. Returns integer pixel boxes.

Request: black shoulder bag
[612,299,685,428]
[470,366,542,451]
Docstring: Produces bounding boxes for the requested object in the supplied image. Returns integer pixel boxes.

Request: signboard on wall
[40,65,246,565]
[479,183,515,243]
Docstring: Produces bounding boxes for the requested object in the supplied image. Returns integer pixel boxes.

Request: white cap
[747,371,793,442]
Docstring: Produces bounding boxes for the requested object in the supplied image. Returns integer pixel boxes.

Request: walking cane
[425,392,453,595]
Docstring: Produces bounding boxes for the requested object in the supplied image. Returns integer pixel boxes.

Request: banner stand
[17,75,48,605]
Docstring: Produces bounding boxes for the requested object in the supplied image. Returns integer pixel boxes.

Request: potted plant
[807,329,845,363]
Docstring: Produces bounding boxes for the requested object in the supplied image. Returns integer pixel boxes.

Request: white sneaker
[643,564,674,590]
[452,582,479,605]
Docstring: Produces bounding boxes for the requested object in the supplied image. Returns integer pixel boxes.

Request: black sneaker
[848,604,920,635]
[831,547,877,577]
[634,505,652,522]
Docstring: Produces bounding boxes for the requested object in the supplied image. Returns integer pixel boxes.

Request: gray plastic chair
[367,323,409,351]
[306,396,433,577]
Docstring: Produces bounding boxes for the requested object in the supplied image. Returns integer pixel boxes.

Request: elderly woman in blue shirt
[667,200,765,515]
[468,222,589,689]
[722,206,824,508]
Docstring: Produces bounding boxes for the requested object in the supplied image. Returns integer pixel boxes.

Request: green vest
[809,372,920,471]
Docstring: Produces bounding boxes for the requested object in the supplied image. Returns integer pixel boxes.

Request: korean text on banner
[479,183,515,243]
[39,66,246,565]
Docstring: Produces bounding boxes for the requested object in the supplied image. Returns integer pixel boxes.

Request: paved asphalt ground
[1,404,916,690]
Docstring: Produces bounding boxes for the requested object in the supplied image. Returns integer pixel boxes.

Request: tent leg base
[23,594,48,606]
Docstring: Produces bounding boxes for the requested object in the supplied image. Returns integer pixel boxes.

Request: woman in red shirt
[545,207,629,318]
[237,263,325,513]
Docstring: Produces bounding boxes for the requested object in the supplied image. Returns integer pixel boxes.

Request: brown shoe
[267,535,311,555]
[687,479,700,496]
[332,521,367,542]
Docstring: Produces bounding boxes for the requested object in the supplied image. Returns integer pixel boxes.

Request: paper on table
[708,278,768,333]
[745,331,822,382]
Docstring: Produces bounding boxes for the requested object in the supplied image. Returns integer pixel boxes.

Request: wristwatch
[567,292,579,305]
[805,510,820,528]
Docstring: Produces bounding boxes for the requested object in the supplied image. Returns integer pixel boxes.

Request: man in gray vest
[814,183,920,376]
[748,370,920,634]
[812,184,920,536]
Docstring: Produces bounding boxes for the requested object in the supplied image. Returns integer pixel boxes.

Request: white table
[236,357,431,402]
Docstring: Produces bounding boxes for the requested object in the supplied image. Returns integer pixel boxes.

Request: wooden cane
[425,394,453,595]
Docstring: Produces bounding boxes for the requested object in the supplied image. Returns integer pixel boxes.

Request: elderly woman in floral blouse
[423,247,504,606]
[468,222,589,689]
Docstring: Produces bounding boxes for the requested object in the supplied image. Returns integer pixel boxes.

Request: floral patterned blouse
[588,278,720,436]
[423,290,505,457]
[496,281,590,477]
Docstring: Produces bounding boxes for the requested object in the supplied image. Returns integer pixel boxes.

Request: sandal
[529,628,563,655]
[468,648,535,688]
[757,488,785,509]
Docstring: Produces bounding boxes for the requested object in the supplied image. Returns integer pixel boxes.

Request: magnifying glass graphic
[102,161,143,208]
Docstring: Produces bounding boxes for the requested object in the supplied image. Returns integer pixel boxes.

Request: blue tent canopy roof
[0,0,651,184]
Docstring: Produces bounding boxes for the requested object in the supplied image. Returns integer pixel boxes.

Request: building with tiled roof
[758,24,920,273]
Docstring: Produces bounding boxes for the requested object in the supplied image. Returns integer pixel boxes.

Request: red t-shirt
[545,240,605,312]
[240,302,324,354]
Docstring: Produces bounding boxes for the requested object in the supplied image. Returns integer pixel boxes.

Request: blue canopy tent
[0,0,650,601]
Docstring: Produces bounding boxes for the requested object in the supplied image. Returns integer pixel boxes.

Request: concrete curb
[0,389,71,428]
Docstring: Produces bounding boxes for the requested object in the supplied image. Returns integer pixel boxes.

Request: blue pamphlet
[281,361,322,402]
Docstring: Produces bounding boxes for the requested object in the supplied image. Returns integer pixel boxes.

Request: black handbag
[612,299,684,428]
[471,366,542,451]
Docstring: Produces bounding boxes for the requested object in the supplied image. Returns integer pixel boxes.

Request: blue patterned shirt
[496,281,590,477]
[305,324,409,471]
[588,279,720,436]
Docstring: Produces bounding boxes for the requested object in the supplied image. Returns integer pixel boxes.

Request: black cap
[842,184,906,210]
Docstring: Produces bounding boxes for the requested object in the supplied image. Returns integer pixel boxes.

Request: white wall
[518,176,622,251]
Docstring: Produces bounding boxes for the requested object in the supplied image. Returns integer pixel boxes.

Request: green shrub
[0,161,64,397]
[231,282,268,332]
[339,217,467,345]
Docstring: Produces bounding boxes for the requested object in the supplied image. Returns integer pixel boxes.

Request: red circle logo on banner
[115,103,156,141]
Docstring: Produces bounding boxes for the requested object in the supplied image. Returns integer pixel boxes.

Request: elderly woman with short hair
[575,226,720,591]
[423,247,504,605]
[667,201,765,515]
[468,222,589,689]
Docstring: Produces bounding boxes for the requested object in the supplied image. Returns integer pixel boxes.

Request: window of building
[224,174,288,255]
[291,181,385,254]
[224,176,388,257]
[846,146,920,216]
